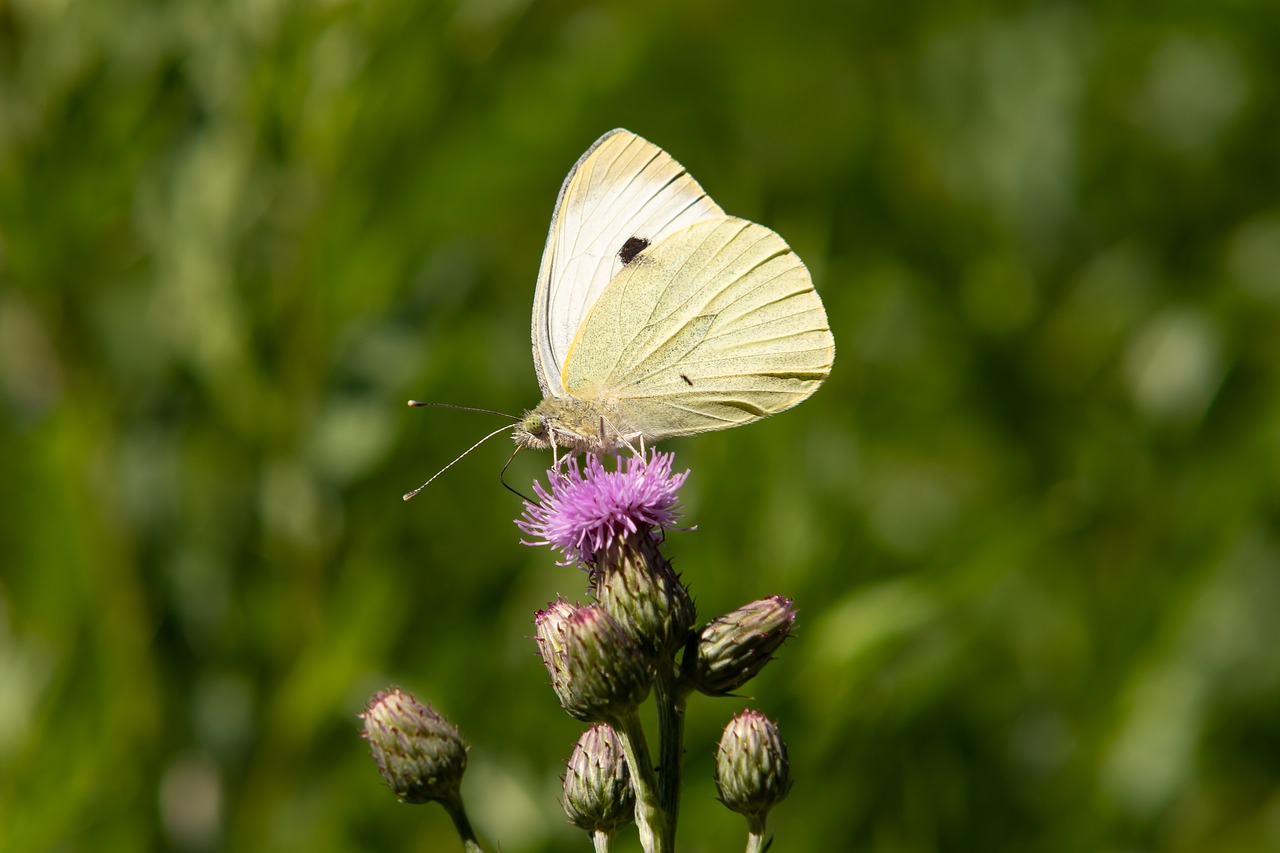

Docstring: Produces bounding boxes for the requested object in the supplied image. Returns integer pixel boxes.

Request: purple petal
[517,450,689,565]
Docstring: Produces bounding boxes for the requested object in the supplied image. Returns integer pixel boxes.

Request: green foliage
[2,1,1279,850]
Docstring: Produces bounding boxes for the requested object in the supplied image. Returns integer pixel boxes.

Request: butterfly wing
[559,216,834,440]
[531,129,725,398]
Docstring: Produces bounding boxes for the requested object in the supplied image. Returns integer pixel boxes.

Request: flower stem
[744,813,768,853]
[591,830,614,853]
[613,709,668,853]
[654,664,688,850]
[441,795,485,853]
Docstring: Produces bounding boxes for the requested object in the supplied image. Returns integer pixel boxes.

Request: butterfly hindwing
[560,217,834,440]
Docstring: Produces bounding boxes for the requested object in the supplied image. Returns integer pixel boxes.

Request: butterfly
[512,128,835,455]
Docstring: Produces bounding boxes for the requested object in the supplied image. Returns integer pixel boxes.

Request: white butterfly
[513,129,834,455]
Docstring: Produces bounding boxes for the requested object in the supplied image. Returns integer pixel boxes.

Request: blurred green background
[3,0,1279,850]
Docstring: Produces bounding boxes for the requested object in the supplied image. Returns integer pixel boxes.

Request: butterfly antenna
[407,400,520,421]
[403,423,514,501]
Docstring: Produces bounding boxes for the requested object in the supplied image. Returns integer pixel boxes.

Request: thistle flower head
[518,450,689,566]
[593,535,697,662]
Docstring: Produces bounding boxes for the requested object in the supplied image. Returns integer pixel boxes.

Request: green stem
[613,709,668,853]
[441,795,485,853]
[744,813,768,853]
[591,829,614,853]
[654,665,688,851]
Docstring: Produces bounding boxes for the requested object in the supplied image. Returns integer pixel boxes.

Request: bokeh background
[3,1,1279,851]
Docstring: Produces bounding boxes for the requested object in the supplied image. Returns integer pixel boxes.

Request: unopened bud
[685,596,796,695]
[360,689,468,805]
[715,709,792,821]
[563,723,635,833]
[535,601,652,723]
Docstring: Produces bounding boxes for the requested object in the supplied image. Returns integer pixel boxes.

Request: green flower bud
[563,723,635,833]
[685,596,796,696]
[534,598,578,683]
[594,535,697,663]
[715,709,793,821]
[535,601,652,723]
[360,689,468,805]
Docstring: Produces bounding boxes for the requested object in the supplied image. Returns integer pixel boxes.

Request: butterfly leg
[596,415,609,450]
[613,432,646,460]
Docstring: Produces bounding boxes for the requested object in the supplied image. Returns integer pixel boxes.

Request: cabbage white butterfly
[513,129,835,454]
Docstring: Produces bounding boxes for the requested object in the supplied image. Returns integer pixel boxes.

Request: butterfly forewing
[531,130,724,397]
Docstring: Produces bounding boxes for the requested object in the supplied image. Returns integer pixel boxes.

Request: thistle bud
[715,709,793,821]
[534,598,578,681]
[594,535,698,663]
[535,601,652,723]
[685,597,796,696]
[360,689,468,806]
[563,723,635,833]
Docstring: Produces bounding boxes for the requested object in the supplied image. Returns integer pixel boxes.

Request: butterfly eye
[618,236,649,265]
[522,413,549,438]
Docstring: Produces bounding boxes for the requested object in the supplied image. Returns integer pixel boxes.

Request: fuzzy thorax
[513,395,640,453]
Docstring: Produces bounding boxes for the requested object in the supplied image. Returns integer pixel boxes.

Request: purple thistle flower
[518,450,690,566]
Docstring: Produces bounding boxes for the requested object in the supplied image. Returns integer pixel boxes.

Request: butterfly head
[514,411,554,450]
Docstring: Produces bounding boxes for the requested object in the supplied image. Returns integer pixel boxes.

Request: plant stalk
[613,709,668,853]
[441,795,484,853]
[744,812,768,853]
[654,664,688,851]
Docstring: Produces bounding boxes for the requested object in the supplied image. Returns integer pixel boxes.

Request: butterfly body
[516,396,635,453]
[513,129,834,454]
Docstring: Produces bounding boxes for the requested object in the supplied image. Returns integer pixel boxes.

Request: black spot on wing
[619,236,650,265]
[680,374,694,386]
